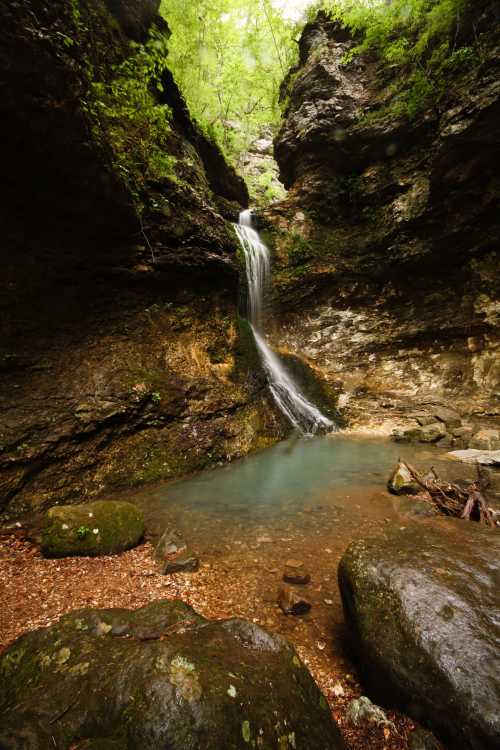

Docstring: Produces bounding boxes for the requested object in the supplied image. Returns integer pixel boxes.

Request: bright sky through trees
[271,0,311,20]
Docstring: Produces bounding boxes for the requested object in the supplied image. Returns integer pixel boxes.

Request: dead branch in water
[400,460,495,528]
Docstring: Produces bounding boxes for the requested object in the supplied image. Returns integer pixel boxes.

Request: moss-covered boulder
[41,500,145,557]
[338,519,500,750]
[0,600,345,749]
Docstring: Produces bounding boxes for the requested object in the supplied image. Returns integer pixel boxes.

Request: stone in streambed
[283,565,311,585]
[433,407,462,428]
[41,500,145,558]
[278,586,311,615]
[338,519,500,750]
[153,527,198,574]
[0,600,345,749]
[387,461,420,495]
[283,558,310,584]
[470,429,500,451]
[419,422,447,443]
[345,696,395,730]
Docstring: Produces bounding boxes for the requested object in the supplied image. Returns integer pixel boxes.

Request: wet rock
[452,425,474,440]
[345,696,395,730]
[433,407,462,428]
[448,449,500,465]
[436,433,454,449]
[0,600,345,749]
[283,564,311,585]
[339,519,500,750]
[408,727,442,750]
[153,527,199,574]
[41,501,145,558]
[419,422,447,443]
[278,586,312,615]
[415,415,435,427]
[387,462,420,495]
[162,553,199,574]
[471,429,500,451]
[391,426,423,442]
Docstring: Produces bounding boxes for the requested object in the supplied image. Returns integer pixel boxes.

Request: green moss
[41,501,145,558]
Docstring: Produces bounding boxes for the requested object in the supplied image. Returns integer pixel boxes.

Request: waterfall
[235,209,334,436]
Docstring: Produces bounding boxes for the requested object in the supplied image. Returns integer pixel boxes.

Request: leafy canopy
[159,0,297,163]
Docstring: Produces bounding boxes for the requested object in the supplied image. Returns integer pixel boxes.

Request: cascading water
[235,209,334,435]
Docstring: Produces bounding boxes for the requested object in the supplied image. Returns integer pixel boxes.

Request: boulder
[433,407,462,428]
[391,425,423,442]
[41,501,145,558]
[278,586,312,615]
[418,422,447,443]
[416,415,435,427]
[338,519,500,750]
[387,461,420,495]
[0,600,345,750]
[471,429,500,451]
[153,527,199,574]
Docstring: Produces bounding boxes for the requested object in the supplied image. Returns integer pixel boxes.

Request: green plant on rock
[309,0,480,118]
[76,526,90,539]
[90,29,176,194]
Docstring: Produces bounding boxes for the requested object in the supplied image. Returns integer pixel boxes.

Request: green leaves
[90,30,176,192]
[315,0,477,118]
[159,0,297,163]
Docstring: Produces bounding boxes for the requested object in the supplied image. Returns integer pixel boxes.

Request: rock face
[42,500,145,557]
[261,4,500,434]
[338,520,500,750]
[0,600,345,750]
[0,0,285,516]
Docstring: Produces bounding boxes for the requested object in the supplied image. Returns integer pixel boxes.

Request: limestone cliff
[261,3,500,434]
[0,0,285,516]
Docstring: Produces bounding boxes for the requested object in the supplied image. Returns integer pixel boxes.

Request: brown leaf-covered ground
[0,523,438,750]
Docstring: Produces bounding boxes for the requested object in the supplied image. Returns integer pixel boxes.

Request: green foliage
[76,526,90,539]
[308,0,478,117]
[159,0,298,164]
[90,31,176,191]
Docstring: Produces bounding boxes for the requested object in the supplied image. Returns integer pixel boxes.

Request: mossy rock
[338,519,500,750]
[41,500,145,558]
[0,600,345,749]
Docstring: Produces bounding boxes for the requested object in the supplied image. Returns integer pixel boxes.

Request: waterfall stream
[235,209,334,435]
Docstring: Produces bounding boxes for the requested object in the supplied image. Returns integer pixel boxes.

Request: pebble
[278,586,312,616]
[283,567,311,585]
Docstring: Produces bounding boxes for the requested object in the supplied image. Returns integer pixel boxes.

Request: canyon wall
[261,3,500,434]
[0,0,285,516]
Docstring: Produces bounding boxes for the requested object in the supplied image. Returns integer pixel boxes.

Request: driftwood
[400,459,495,528]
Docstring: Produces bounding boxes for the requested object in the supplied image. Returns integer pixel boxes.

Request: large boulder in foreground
[339,520,500,750]
[0,600,345,750]
[41,500,145,557]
